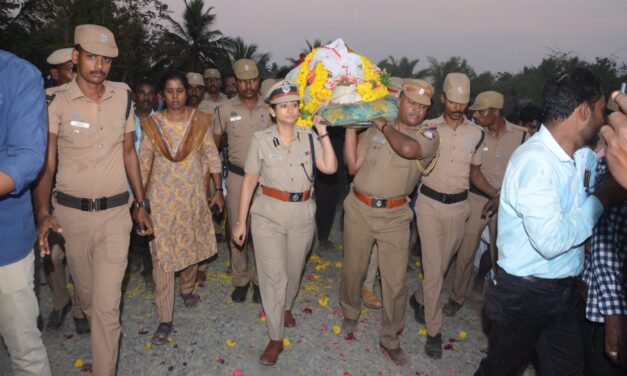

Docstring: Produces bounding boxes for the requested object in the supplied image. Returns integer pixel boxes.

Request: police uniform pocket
[59,121,93,148]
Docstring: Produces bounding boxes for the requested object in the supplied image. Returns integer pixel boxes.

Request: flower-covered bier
[286,39,396,127]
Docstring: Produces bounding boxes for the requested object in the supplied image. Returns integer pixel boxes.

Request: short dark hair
[133,78,156,94]
[542,68,603,124]
[519,103,543,124]
[158,69,188,92]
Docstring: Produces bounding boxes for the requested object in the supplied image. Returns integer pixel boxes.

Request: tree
[377,56,427,78]
[160,0,229,73]
[227,37,272,78]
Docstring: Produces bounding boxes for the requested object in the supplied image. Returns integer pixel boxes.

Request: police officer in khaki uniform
[232,81,337,365]
[34,24,153,376]
[185,72,206,110]
[43,47,87,333]
[443,91,528,316]
[409,73,497,359]
[45,48,75,88]
[214,59,272,302]
[340,79,440,365]
[202,68,228,108]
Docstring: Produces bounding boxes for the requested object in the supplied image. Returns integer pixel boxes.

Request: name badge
[374,136,387,144]
[229,116,242,122]
[70,120,90,129]
[269,154,282,160]
[483,147,489,151]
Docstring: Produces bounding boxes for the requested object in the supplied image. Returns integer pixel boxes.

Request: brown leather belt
[261,185,311,202]
[55,191,129,212]
[353,189,407,209]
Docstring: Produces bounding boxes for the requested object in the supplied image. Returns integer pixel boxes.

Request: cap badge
[457,87,464,94]
[244,65,250,71]
[100,34,108,42]
[418,88,425,96]
[281,81,291,93]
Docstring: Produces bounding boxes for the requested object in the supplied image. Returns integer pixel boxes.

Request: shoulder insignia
[46,94,56,106]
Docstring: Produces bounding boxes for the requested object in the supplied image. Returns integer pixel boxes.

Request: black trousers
[581,319,626,376]
[129,229,152,277]
[475,272,585,376]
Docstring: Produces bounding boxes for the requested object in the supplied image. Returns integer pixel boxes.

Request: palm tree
[377,56,428,78]
[227,37,272,77]
[159,0,230,72]
[423,56,477,94]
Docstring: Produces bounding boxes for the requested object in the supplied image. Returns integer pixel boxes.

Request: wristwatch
[134,199,151,211]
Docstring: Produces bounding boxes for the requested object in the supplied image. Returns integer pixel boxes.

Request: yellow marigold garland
[295,50,388,126]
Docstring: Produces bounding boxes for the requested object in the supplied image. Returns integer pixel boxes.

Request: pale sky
[166,0,627,74]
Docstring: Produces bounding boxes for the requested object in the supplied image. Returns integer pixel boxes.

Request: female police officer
[232,80,337,365]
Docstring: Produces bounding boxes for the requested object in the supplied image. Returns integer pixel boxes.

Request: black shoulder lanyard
[300,133,317,183]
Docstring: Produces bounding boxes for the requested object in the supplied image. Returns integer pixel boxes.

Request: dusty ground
[1,222,503,376]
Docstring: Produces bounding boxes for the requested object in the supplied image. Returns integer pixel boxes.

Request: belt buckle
[441,193,450,204]
[81,198,97,211]
[372,198,387,208]
[289,192,303,202]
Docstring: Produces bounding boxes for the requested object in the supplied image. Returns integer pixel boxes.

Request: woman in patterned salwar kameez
[139,70,223,345]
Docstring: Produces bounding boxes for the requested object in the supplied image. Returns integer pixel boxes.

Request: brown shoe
[380,343,408,366]
[341,317,358,334]
[284,310,296,327]
[361,289,382,309]
[259,340,283,366]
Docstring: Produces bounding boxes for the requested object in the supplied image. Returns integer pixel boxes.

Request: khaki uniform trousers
[362,245,378,291]
[45,231,83,318]
[55,203,131,376]
[226,173,257,287]
[153,263,198,323]
[413,194,469,336]
[340,193,413,349]
[449,192,494,305]
[0,251,52,376]
[250,195,316,341]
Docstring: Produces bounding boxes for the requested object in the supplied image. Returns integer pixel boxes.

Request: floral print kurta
[140,112,221,272]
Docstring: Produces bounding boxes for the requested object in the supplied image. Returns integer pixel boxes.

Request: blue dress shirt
[0,50,47,266]
[497,125,604,278]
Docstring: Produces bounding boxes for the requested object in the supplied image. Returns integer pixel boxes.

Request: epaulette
[44,85,68,106]
[105,81,131,91]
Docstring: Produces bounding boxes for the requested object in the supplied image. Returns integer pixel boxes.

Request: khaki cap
[46,48,74,65]
[266,80,299,105]
[233,59,259,80]
[259,78,277,98]
[443,73,470,104]
[203,68,221,79]
[74,24,118,58]
[186,72,205,87]
[402,78,434,106]
[387,76,403,97]
[469,91,504,111]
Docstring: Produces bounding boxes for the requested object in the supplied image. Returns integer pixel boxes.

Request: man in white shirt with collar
[475,68,625,375]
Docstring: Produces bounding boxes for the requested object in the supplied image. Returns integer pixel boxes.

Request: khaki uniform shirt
[198,92,228,114]
[478,121,528,189]
[213,96,271,168]
[245,126,322,192]
[421,115,483,194]
[353,125,439,198]
[47,79,135,198]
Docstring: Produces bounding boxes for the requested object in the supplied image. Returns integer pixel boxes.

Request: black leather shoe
[252,284,261,304]
[442,298,462,317]
[74,317,90,334]
[425,333,443,359]
[231,283,250,303]
[409,295,425,324]
[47,301,71,330]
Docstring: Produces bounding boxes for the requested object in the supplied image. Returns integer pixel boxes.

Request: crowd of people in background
[0,23,626,376]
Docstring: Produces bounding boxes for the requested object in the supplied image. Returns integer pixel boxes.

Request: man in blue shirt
[0,50,52,375]
[475,68,625,375]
